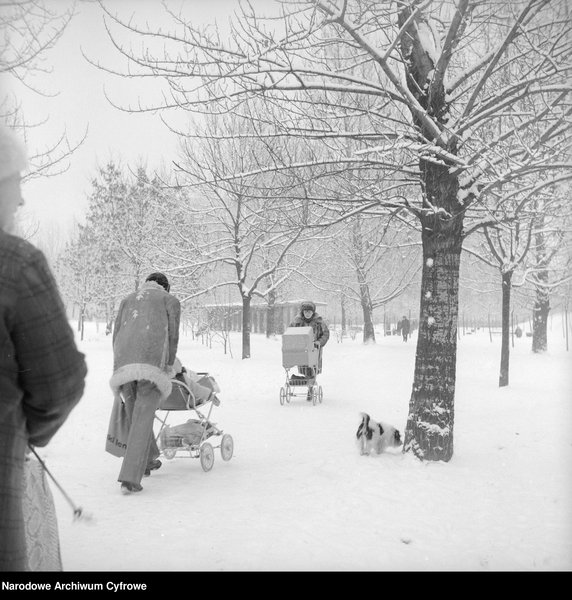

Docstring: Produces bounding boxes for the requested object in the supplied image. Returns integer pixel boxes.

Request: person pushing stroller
[289,300,330,400]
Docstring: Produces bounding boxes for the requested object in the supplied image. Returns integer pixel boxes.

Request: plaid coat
[0,232,87,571]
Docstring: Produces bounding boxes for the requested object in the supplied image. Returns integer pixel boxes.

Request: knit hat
[146,272,170,292]
[0,125,28,183]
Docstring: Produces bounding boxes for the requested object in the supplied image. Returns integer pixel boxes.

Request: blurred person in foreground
[110,272,180,494]
[0,125,87,571]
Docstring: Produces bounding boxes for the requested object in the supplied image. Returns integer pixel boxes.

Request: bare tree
[344,212,420,343]
[464,181,571,374]
[526,187,572,353]
[303,212,420,342]
[465,203,537,387]
[95,0,572,461]
[0,0,85,180]
[168,110,330,359]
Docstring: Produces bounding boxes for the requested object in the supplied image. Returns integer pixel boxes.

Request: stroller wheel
[220,434,234,461]
[200,442,215,472]
[318,385,323,403]
[163,448,177,460]
[279,386,286,405]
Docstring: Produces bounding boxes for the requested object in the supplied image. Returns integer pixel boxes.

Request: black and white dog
[356,412,402,455]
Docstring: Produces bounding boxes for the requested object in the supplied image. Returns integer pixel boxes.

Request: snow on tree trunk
[404,164,462,462]
[532,225,550,354]
[352,216,375,343]
[499,270,513,387]
[532,292,550,353]
[242,296,252,359]
[399,3,465,461]
[360,293,376,344]
[357,277,375,343]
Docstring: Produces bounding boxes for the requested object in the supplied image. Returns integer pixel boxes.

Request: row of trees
[85,0,571,461]
[6,0,571,463]
[55,156,570,354]
[55,159,423,353]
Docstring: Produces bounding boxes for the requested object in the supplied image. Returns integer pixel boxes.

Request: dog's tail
[356,412,370,439]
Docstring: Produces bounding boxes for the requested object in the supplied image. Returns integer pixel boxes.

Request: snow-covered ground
[40,321,571,572]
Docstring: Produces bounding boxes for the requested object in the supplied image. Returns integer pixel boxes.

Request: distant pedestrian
[0,125,87,570]
[110,272,180,494]
[401,316,410,342]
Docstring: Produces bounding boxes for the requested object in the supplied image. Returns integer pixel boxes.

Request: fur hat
[0,125,28,183]
[301,300,316,313]
[145,272,170,292]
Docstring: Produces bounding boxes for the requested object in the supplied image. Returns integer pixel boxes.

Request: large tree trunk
[399,4,465,462]
[403,163,462,462]
[499,270,513,387]
[241,296,251,359]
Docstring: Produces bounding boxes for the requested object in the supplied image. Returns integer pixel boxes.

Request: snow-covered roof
[203,300,327,309]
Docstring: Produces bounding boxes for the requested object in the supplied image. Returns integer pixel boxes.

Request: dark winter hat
[146,272,170,292]
[301,301,316,312]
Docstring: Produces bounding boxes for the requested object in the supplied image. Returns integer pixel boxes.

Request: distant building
[203,300,327,334]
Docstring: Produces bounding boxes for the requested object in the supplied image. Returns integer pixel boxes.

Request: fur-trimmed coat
[110,280,181,400]
[0,232,87,571]
[289,302,330,348]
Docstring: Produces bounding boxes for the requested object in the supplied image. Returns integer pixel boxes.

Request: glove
[314,342,320,349]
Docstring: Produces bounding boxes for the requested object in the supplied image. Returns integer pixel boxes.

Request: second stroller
[279,326,324,406]
[155,362,233,471]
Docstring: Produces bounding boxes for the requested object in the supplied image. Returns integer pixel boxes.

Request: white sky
[18,0,246,234]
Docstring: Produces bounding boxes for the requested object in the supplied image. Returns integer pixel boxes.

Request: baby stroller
[154,369,233,472]
[279,326,323,406]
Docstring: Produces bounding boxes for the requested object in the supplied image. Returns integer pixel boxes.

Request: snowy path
[41,326,572,571]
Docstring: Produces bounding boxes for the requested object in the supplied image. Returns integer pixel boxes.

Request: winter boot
[144,459,162,477]
[121,482,143,494]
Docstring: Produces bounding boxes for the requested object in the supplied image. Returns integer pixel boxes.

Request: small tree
[57,225,102,340]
